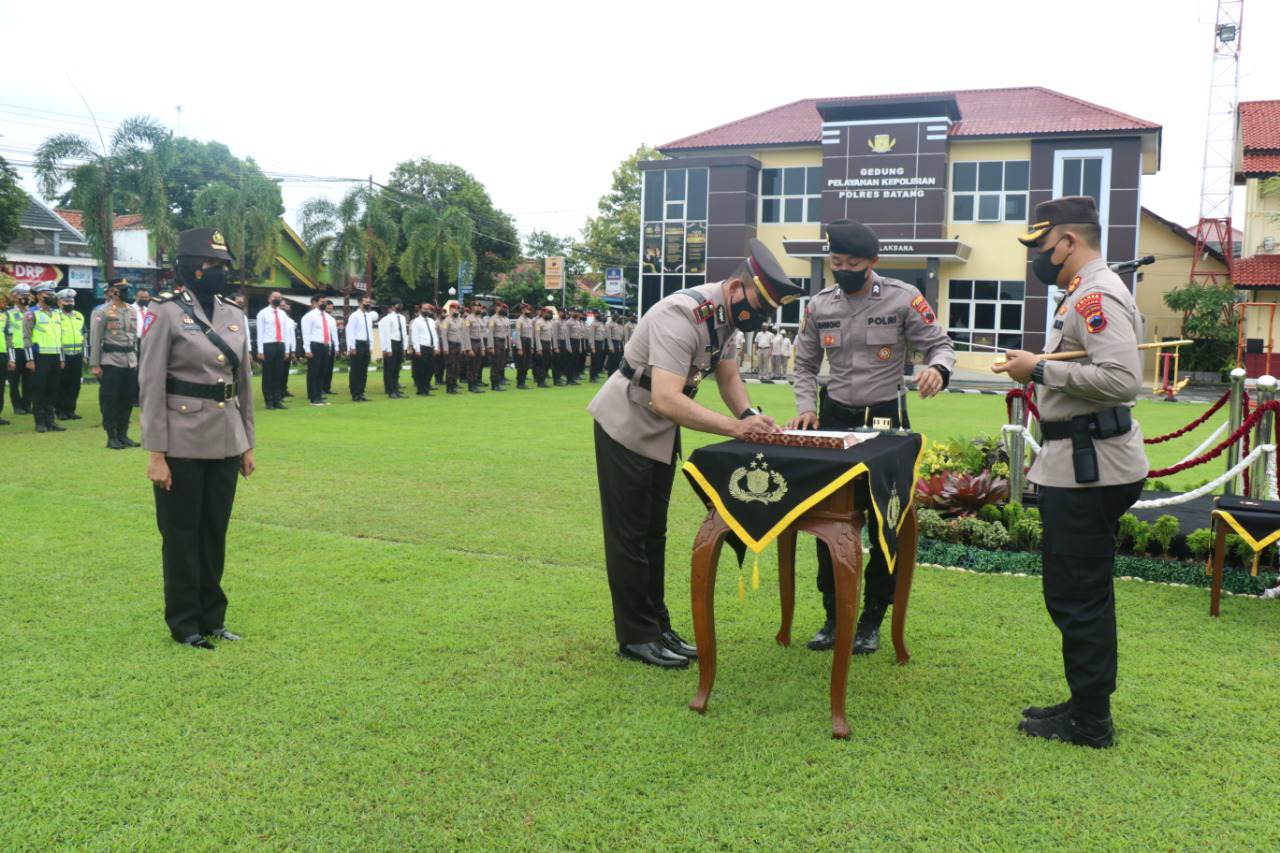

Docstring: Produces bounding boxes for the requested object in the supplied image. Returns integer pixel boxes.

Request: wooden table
[686,479,919,739]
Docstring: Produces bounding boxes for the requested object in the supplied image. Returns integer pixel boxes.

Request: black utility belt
[1040,407,1133,442]
[619,359,698,398]
[822,392,901,428]
[167,377,238,401]
[101,343,134,353]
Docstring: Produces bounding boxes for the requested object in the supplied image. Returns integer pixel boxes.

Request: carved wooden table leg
[891,506,918,664]
[689,511,729,715]
[776,528,797,647]
[1209,520,1227,618]
[813,518,862,740]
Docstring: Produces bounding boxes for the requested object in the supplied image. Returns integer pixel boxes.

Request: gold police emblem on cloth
[867,134,896,153]
[876,345,893,361]
[886,484,902,530]
[228,324,239,332]
[728,454,789,505]
[211,230,227,249]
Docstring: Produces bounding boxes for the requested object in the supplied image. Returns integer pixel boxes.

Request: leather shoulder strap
[177,300,241,372]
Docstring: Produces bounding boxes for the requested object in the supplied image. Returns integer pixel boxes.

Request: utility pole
[365,174,374,305]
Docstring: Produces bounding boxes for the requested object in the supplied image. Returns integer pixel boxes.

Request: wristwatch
[739,406,762,419]
[1030,360,1047,385]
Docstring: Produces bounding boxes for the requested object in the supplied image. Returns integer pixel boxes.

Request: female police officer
[140,228,255,650]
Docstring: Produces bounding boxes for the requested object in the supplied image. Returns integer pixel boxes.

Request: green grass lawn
[3,382,1278,850]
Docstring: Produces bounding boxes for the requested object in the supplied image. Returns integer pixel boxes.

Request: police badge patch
[876,346,893,361]
[1074,293,1107,333]
[910,295,936,325]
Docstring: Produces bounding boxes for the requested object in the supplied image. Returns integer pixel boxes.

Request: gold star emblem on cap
[211,230,227,248]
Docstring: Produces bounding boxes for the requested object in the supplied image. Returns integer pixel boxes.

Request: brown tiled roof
[661,87,1160,151]
[1239,101,1280,176]
[56,210,148,231]
[1234,254,1280,288]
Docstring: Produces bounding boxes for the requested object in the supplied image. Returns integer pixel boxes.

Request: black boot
[447,385,459,394]
[35,416,48,433]
[46,413,66,432]
[807,594,837,651]
[854,599,889,655]
[117,420,139,447]
[1019,708,1115,748]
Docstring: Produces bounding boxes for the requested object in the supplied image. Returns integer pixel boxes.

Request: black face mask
[499,310,508,317]
[270,298,282,306]
[833,268,870,294]
[41,295,56,307]
[730,292,770,333]
[138,298,151,307]
[194,265,229,295]
[1032,239,1067,286]
[61,304,73,312]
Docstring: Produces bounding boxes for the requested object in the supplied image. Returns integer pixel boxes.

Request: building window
[947,279,1024,352]
[760,167,821,224]
[951,160,1029,223]
[640,167,709,314]
[770,280,810,328]
[1060,157,1103,205]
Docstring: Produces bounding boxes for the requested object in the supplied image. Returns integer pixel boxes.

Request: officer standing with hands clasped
[140,228,255,651]
[789,219,955,655]
[992,197,1146,749]
[89,277,140,449]
[588,239,795,668]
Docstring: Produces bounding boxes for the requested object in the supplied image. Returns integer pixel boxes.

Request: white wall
[114,230,151,266]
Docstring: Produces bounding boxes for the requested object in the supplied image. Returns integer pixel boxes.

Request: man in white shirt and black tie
[301,295,332,406]
[410,302,440,396]
[254,291,293,409]
[378,300,408,398]
[344,297,378,402]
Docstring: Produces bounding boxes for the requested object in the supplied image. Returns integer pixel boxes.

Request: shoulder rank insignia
[690,300,714,323]
[910,295,936,325]
[871,281,882,298]
[1074,292,1107,333]
[1066,275,1082,296]
[715,304,727,325]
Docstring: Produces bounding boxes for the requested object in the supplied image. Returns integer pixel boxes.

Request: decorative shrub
[1118,514,1152,553]
[917,508,947,541]
[974,519,1011,550]
[1012,517,1043,550]
[1149,515,1180,556]
[1185,528,1214,559]
[978,504,1003,524]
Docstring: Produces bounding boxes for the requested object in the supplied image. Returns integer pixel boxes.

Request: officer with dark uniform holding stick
[140,228,255,650]
[588,239,793,668]
[992,196,1146,749]
[789,220,955,655]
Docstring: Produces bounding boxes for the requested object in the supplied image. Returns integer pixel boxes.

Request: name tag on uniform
[815,320,841,330]
[867,316,897,326]
[1053,319,1064,330]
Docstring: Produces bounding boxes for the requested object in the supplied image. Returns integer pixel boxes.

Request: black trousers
[9,350,30,410]
[412,348,435,392]
[56,354,83,415]
[324,344,336,393]
[814,394,903,614]
[384,340,404,394]
[32,354,61,423]
[261,342,285,405]
[590,341,606,379]
[490,342,507,387]
[593,421,677,645]
[0,352,7,414]
[99,364,136,435]
[154,455,240,639]
[606,343,622,375]
[307,342,329,402]
[349,340,370,398]
[444,342,463,388]
[569,339,581,377]
[1039,480,1144,709]
[553,346,568,382]
[535,341,551,383]
[434,345,447,385]
[516,339,534,384]
[467,340,485,384]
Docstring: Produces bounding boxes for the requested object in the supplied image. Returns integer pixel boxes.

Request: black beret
[1019,196,1100,247]
[746,238,806,307]
[826,219,879,259]
[176,228,235,262]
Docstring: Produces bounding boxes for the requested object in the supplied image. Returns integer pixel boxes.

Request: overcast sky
[2,0,1275,250]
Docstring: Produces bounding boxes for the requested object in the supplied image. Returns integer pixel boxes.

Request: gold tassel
[751,553,761,590]
[738,573,746,600]
[1251,551,1261,577]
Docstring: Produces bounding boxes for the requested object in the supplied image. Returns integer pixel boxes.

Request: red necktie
[322,314,330,345]
[274,310,282,342]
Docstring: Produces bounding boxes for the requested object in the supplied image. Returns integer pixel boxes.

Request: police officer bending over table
[992,197,1146,749]
[140,228,255,651]
[588,239,793,668]
[788,220,955,655]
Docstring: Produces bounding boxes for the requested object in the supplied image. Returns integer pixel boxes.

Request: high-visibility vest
[3,307,22,346]
[59,310,85,355]
[30,310,61,355]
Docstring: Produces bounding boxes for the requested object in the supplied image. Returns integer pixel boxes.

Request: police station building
[638,87,1161,370]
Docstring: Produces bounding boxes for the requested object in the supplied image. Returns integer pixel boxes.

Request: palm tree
[300,187,397,300]
[33,115,172,281]
[399,204,474,305]
[193,167,285,296]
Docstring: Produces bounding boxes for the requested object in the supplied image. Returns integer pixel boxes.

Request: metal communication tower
[1192,0,1243,283]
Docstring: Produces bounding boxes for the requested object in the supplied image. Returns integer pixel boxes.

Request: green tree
[399,204,475,306]
[164,138,262,231]
[383,158,518,292]
[0,155,26,257]
[1163,280,1238,372]
[192,169,285,294]
[493,262,547,309]
[579,144,662,296]
[33,115,173,280]
[300,187,398,301]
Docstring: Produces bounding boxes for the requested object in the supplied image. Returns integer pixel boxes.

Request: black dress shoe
[1018,710,1114,748]
[807,618,836,651]
[35,422,48,433]
[106,434,125,450]
[0,417,9,426]
[1023,700,1072,720]
[14,406,31,415]
[47,420,67,432]
[177,634,215,650]
[619,642,689,668]
[63,412,82,420]
[660,629,697,659]
[208,627,242,641]
[282,391,294,398]
[853,622,880,655]
[118,433,139,447]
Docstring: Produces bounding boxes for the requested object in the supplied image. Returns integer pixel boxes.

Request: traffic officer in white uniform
[587,239,793,668]
[993,197,1147,749]
[789,219,955,655]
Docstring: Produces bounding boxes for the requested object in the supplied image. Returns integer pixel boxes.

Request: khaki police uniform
[606,317,625,375]
[515,313,535,388]
[534,314,554,386]
[488,311,510,390]
[464,311,489,390]
[90,299,140,446]
[439,310,465,393]
[570,316,588,379]
[590,315,608,381]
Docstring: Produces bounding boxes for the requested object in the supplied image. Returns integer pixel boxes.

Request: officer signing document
[992,196,1146,748]
[588,240,800,669]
